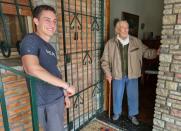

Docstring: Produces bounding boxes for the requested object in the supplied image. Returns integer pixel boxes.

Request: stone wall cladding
[153,0,181,130]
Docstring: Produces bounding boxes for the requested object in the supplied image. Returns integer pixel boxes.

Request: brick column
[0,67,32,130]
[153,0,181,130]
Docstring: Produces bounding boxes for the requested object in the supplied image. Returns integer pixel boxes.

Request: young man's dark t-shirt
[20,33,64,106]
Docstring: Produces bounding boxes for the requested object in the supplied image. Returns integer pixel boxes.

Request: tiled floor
[96,74,157,131]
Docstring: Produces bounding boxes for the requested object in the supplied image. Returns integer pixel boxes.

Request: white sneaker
[112,114,120,121]
[129,116,139,125]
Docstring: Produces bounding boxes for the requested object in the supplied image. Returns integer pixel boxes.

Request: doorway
[101,0,164,130]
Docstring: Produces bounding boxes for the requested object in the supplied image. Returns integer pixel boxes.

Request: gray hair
[115,20,129,35]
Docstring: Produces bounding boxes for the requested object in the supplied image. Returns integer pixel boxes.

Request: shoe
[112,114,120,121]
[129,116,139,125]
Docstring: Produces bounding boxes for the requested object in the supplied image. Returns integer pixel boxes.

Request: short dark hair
[33,5,56,18]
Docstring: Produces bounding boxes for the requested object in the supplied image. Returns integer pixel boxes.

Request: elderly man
[101,20,158,125]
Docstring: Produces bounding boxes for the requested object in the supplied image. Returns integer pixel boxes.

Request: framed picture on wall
[122,12,139,37]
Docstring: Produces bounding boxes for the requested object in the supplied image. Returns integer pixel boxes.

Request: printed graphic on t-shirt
[45,49,56,57]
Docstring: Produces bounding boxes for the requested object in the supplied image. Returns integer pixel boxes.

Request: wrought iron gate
[60,0,104,130]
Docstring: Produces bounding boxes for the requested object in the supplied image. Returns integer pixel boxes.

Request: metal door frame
[60,0,104,130]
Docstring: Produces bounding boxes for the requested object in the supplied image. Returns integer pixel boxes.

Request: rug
[80,119,121,131]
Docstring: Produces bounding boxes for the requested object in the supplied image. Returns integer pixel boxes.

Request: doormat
[80,119,121,131]
[96,112,152,131]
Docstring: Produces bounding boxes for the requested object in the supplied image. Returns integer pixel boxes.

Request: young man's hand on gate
[66,85,76,96]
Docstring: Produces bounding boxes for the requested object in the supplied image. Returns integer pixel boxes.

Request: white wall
[110,0,164,39]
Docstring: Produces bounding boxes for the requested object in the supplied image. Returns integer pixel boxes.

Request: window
[0,0,33,57]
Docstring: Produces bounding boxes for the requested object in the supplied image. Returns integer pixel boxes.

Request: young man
[20,5,75,131]
[101,20,159,125]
